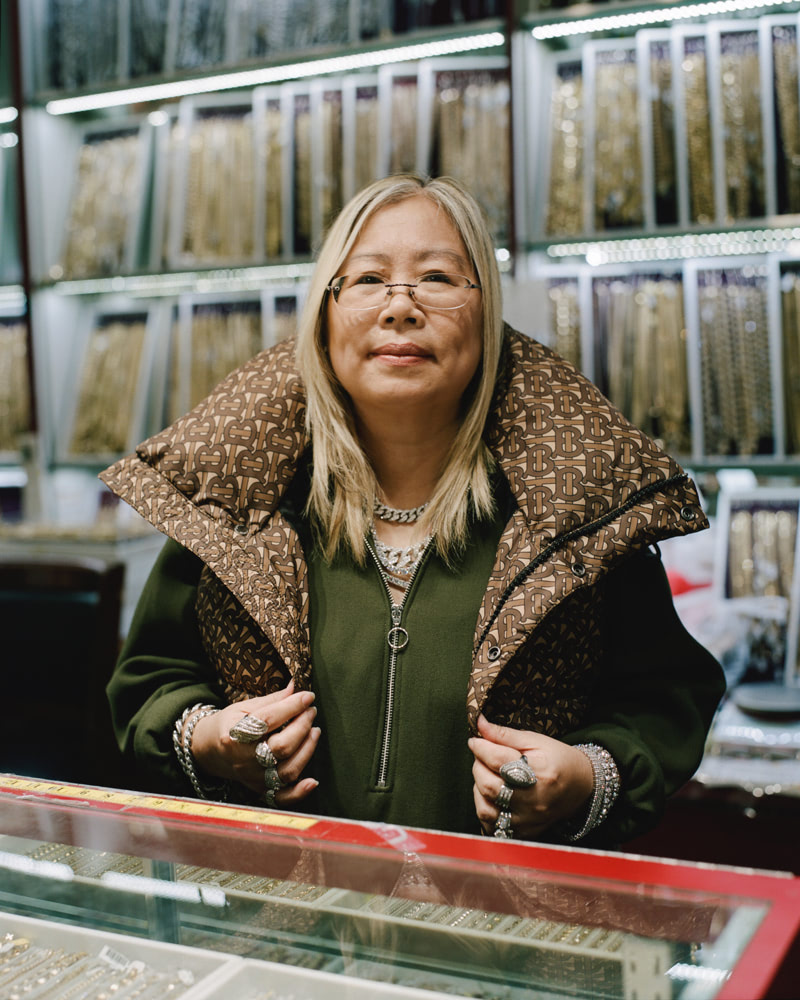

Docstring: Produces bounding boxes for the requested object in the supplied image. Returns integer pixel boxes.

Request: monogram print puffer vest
[101,328,707,735]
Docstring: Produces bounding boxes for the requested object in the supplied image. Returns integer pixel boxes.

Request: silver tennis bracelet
[563,743,621,842]
[172,702,228,800]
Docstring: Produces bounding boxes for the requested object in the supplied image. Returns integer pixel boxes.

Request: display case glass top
[0,775,797,1000]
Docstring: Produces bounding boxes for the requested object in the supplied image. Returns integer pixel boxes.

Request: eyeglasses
[327,272,481,312]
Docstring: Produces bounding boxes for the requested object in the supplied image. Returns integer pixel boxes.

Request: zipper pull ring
[388,605,408,650]
[387,625,409,651]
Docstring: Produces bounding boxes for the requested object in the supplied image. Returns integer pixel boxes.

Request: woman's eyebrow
[346,249,470,269]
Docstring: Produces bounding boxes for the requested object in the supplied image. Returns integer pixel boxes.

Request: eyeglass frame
[326,272,482,312]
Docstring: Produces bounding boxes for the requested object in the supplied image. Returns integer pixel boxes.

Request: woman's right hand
[189,681,320,804]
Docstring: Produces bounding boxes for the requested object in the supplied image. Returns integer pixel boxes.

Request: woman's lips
[370,343,432,365]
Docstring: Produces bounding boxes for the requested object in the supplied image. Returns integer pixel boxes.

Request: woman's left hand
[469,713,594,839]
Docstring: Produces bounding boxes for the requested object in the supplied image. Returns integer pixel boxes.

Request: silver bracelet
[172,703,228,800]
[564,744,621,842]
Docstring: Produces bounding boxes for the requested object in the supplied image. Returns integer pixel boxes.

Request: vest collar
[486,327,689,540]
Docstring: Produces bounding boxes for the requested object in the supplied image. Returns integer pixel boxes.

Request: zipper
[474,472,689,653]
[366,537,431,788]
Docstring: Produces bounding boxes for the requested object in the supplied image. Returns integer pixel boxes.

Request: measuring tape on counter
[0,775,318,830]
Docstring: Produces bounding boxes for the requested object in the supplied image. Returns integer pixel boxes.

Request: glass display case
[0,775,797,999]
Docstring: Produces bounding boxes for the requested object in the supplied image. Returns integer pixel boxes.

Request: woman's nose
[379,285,420,324]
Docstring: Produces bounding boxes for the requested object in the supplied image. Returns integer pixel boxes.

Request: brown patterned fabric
[101,339,312,684]
[195,565,295,703]
[481,584,603,734]
[100,327,707,729]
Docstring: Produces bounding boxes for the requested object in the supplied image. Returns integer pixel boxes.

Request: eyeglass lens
[332,273,476,311]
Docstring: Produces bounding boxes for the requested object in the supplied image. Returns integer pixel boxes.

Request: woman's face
[325,195,483,428]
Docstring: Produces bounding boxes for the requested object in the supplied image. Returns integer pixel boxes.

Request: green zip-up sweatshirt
[102,328,725,846]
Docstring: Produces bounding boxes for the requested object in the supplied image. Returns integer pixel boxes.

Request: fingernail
[301,691,315,707]
[312,726,322,739]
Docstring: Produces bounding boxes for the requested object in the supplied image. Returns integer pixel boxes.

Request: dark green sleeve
[106,537,223,794]
[563,546,726,848]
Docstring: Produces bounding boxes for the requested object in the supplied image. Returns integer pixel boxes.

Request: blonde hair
[295,174,504,564]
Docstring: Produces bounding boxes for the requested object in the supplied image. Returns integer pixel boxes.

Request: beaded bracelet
[172,703,228,800]
[564,743,621,842]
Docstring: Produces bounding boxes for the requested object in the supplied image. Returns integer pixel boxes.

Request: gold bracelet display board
[293,93,312,256]
[648,37,678,226]
[545,23,799,236]
[182,110,256,264]
[697,266,773,457]
[60,131,141,280]
[354,85,380,197]
[593,274,690,456]
[546,279,582,370]
[727,502,798,599]
[388,77,418,175]
[320,90,344,237]
[263,100,283,260]
[0,321,30,454]
[434,68,511,245]
[69,316,147,457]
[593,48,643,231]
[168,302,263,424]
[720,30,765,222]
[772,23,800,214]
[779,270,800,453]
[545,62,584,236]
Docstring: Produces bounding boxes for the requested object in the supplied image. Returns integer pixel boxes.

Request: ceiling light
[52,264,315,297]
[46,32,505,116]
[0,286,26,312]
[532,1,798,40]
[546,226,800,264]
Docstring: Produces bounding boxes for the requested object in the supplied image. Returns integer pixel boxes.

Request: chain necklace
[373,498,429,523]
[370,526,431,589]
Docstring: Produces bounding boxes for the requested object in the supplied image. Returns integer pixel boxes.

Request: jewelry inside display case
[0,776,797,1000]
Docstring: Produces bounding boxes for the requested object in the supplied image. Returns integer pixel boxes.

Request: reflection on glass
[0,819,769,1000]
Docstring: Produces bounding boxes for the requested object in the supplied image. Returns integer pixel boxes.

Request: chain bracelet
[172,703,228,800]
[564,743,621,842]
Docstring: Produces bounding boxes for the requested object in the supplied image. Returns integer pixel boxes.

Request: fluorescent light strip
[101,871,226,907]
[46,31,505,115]
[53,264,316,297]
[55,251,511,295]
[532,0,798,39]
[667,963,731,985]
[546,227,800,264]
[0,285,26,312]
[0,106,19,125]
[0,850,73,881]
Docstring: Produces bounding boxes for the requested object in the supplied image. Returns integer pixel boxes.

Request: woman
[102,174,724,846]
